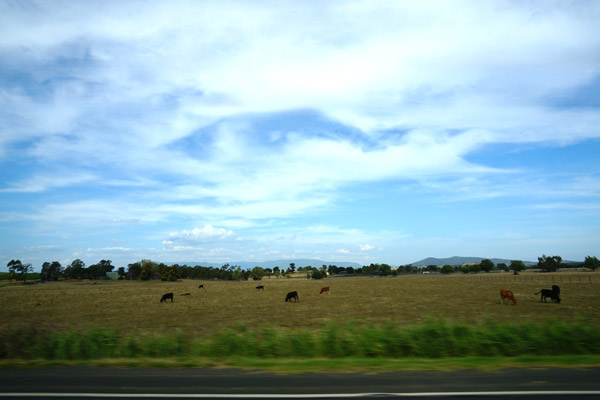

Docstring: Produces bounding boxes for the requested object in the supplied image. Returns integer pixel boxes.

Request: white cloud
[2,1,598,181]
[1,1,599,266]
[163,225,235,248]
[359,244,375,251]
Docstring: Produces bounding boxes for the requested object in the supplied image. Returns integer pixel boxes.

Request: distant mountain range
[169,259,363,269]
[170,256,580,270]
[409,256,537,267]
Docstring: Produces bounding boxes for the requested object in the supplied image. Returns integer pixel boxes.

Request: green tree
[86,259,114,279]
[426,264,439,273]
[117,267,126,280]
[363,264,379,275]
[8,260,32,284]
[480,259,494,273]
[289,263,296,273]
[538,255,562,272]
[510,260,526,272]
[440,264,455,274]
[137,259,158,280]
[497,263,508,272]
[378,264,392,276]
[311,269,325,279]
[139,264,153,280]
[41,262,51,281]
[64,259,85,279]
[7,260,22,284]
[127,262,142,280]
[41,261,62,281]
[231,266,245,281]
[584,256,599,271]
[327,265,340,275]
[161,265,178,281]
[251,266,266,281]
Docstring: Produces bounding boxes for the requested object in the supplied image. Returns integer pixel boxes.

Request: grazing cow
[535,285,561,303]
[320,286,330,294]
[285,291,299,302]
[198,284,204,289]
[180,292,191,296]
[160,292,174,303]
[256,285,264,290]
[500,289,517,305]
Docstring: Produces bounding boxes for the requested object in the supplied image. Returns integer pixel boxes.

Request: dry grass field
[1,272,599,337]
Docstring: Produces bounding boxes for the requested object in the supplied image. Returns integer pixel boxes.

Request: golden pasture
[1,273,598,337]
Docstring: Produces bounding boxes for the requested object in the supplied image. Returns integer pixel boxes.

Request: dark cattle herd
[535,285,561,303]
[159,282,564,305]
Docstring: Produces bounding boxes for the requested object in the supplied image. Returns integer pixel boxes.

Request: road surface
[1,366,600,399]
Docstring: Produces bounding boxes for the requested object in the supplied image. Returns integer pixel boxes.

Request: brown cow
[500,289,517,305]
[180,292,191,296]
[320,286,330,294]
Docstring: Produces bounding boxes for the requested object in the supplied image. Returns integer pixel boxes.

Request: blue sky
[1,0,599,271]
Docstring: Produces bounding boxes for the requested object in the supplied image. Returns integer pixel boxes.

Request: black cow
[256,285,264,290]
[285,291,299,302]
[198,284,204,289]
[535,285,561,303]
[160,292,174,303]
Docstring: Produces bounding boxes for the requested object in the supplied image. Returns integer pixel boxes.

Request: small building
[105,272,120,280]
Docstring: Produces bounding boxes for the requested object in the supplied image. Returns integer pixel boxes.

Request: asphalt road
[1,366,600,399]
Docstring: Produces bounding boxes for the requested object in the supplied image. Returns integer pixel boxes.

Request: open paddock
[1,272,598,337]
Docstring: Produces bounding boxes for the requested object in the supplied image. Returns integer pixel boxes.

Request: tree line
[5,255,599,284]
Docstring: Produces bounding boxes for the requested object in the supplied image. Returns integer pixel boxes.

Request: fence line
[275,272,599,283]
[430,272,599,284]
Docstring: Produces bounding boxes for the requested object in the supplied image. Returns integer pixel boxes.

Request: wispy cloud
[1,1,599,267]
[1,172,96,193]
[529,202,600,211]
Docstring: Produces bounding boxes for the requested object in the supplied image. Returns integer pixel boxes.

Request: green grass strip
[2,319,599,361]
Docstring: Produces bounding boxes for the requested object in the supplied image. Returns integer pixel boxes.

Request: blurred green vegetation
[2,319,598,361]
[0,272,41,281]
